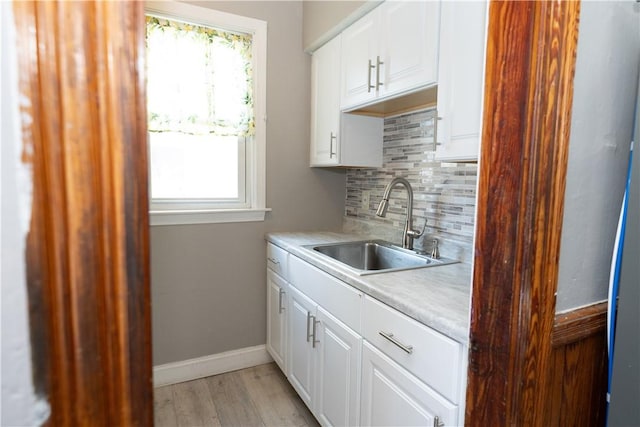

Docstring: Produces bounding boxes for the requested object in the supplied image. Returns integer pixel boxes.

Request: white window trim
[145,1,268,226]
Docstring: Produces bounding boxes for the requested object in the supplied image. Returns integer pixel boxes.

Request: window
[145,2,268,225]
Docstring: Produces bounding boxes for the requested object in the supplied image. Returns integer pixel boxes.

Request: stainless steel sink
[306,240,457,275]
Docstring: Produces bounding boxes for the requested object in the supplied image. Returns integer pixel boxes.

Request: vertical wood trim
[15,1,152,425]
[466,1,580,425]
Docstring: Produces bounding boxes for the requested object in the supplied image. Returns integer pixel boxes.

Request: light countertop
[266,231,472,344]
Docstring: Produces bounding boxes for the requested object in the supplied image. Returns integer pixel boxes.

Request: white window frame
[145,1,269,226]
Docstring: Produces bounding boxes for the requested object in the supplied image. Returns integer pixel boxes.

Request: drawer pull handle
[267,257,280,266]
[434,415,444,427]
[379,331,413,354]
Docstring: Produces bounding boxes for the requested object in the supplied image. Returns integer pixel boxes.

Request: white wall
[152,1,346,365]
[557,1,640,312]
[1,3,49,425]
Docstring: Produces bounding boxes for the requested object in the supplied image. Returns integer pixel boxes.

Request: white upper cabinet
[340,11,379,108]
[311,35,383,168]
[435,0,488,162]
[380,1,439,97]
[340,1,440,110]
[311,36,341,166]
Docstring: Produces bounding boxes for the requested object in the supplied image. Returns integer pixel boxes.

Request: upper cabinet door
[435,1,488,162]
[311,36,341,166]
[340,10,380,109]
[380,1,440,98]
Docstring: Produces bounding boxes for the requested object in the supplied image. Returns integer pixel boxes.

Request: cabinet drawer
[267,243,289,280]
[363,296,462,403]
[289,255,362,333]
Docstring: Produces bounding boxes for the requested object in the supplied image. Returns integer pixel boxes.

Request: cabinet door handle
[312,317,320,348]
[434,112,443,146]
[375,56,384,90]
[267,257,280,266]
[278,289,285,314]
[329,132,337,158]
[367,59,376,92]
[306,312,313,342]
[379,331,413,354]
[433,415,444,427]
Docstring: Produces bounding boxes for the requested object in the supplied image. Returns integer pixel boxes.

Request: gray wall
[152,1,346,365]
[556,1,640,312]
[302,0,379,52]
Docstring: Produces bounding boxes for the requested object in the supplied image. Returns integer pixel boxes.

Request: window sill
[149,208,271,226]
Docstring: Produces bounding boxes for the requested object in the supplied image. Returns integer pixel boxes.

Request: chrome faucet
[376,177,425,250]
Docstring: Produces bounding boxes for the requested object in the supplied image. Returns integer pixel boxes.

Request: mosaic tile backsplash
[344,108,478,263]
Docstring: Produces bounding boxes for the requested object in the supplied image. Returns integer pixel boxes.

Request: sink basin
[306,240,457,275]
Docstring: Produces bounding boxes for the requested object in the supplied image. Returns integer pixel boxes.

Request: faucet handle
[407,217,427,239]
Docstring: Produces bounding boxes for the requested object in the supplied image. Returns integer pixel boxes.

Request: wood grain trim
[546,304,608,426]
[552,302,608,347]
[15,1,152,425]
[466,1,580,425]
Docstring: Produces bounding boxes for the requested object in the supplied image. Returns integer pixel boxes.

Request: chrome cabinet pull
[278,289,285,314]
[267,257,280,266]
[312,317,320,348]
[367,59,376,92]
[379,331,413,354]
[376,56,384,90]
[329,132,337,158]
[306,312,313,342]
[434,112,443,146]
[433,415,444,427]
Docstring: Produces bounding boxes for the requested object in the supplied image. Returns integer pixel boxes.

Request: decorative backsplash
[343,108,478,263]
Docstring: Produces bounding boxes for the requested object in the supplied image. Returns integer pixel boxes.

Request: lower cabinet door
[266,270,287,372]
[360,341,458,427]
[314,306,362,427]
[288,285,316,408]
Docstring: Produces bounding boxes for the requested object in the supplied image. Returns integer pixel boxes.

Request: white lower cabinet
[361,341,458,427]
[314,306,361,427]
[266,269,288,373]
[288,284,361,426]
[288,285,316,406]
[266,243,290,374]
[269,248,466,426]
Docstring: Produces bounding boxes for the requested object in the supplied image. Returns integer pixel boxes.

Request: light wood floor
[154,362,320,427]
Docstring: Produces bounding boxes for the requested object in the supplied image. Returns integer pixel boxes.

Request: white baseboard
[153,344,273,387]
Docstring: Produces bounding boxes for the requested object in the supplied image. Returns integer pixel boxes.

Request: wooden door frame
[466,1,580,425]
[15,1,152,425]
[14,0,580,425]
